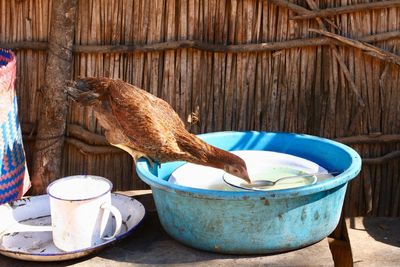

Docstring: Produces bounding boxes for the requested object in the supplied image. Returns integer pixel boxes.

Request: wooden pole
[30,0,77,194]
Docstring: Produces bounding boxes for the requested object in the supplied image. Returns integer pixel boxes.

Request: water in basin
[169,150,332,191]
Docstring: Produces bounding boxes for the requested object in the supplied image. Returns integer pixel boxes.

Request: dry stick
[268,0,313,16]
[67,123,109,146]
[62,137,400,164]
[268,0,335,27]
[362,31,400,43]
[59,123,400,147]
[25,125,400,164]
[64,138,121,154]
[310,29,400,67]
[305,0,364,148]
[393,176,400,216]
[312,10,363,212]
[0,41,49,50]
[335,133,400,144]
[1,31,399,53]
[333,52,365,107]
[62,32,400,53]
[363,169,373,214]
[370,77,389,159]
[306,0,365,108]
[362,150,400,165]
[268,0,400,65]
[305,0,366,216]
[30,0,78,195]
[292,0,400,20]
[75,39,331,53]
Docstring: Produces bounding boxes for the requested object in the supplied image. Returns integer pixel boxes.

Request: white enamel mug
[47,175,122,252]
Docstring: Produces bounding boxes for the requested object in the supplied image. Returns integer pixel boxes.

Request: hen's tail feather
[65,78,105,106]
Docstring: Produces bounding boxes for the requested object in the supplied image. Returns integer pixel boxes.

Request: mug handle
[100,203,122,240]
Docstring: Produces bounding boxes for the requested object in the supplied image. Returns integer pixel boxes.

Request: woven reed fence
[1,0,399,217]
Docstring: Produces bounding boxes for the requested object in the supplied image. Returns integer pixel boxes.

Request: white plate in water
[0,194,145,262]
[169,150,331,191]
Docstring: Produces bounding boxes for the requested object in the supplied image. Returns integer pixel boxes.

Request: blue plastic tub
[136,131,362,254]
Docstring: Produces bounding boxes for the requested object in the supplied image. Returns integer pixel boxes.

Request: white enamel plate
[223,151,329,191]
[0,193,145,262]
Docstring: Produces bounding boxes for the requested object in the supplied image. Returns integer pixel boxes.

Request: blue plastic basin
[136,131,362,254]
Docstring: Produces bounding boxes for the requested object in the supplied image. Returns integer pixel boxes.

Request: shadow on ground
[359,217,400,248]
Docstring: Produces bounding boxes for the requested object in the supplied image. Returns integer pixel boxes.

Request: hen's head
[223,155,251,183]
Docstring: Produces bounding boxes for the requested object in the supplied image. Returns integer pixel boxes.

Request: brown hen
[66,77,250,182]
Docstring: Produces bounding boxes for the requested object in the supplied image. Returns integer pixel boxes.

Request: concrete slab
[0,192,334,266]
[346,217,400,267]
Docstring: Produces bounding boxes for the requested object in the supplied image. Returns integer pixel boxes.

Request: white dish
[223,171,320,191]
[169,150,331,191]
[0,193,145,262]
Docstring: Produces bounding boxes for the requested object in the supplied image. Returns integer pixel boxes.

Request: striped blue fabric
[0,48,30,204]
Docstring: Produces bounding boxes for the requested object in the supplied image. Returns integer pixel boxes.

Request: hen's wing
[107,80,187,159]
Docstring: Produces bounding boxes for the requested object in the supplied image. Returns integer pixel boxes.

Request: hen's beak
[240,169,251,184]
